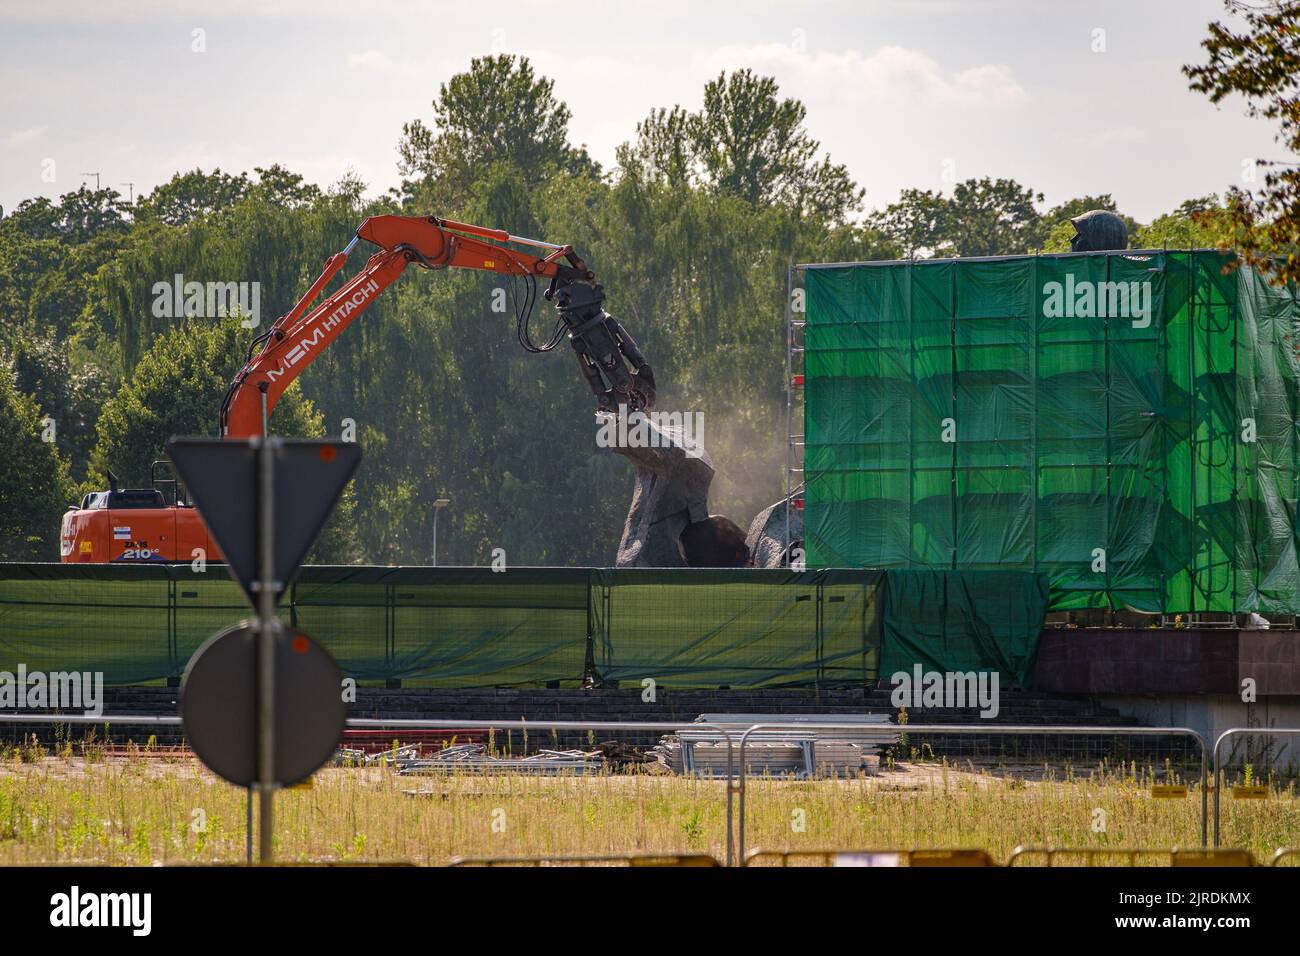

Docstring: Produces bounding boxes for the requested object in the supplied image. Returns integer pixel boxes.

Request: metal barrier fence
[1212,727,1300,848]
[15,714,1300,863]
[734,723,1210,858]
[0,714,738,866]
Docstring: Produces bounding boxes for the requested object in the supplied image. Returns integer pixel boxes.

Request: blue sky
[0,0,1290,222]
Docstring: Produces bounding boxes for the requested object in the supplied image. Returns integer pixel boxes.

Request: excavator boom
[220,214,654,438]
[63,213,655,563]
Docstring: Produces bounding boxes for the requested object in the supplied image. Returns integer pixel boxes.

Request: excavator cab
[149,459,191,507]
[60,465,220,563]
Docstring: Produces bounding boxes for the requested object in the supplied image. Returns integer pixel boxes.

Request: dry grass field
[0,739,1296,865]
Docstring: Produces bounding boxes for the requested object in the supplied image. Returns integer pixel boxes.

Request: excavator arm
[219,214,655,438]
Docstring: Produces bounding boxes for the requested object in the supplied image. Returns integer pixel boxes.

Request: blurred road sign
[181,622,345,787]
[166,437,361,607]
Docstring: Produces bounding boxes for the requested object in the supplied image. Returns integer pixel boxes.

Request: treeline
[0,57,1226,564]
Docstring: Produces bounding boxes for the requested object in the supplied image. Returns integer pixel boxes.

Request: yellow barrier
[1008,847,1256,867]
[447,853,722,867]
[743,848,995,867]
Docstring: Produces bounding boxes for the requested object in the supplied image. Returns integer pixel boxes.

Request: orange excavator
[60,215,655,563]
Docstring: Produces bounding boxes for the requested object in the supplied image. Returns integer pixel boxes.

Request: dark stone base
[1034,628,1300,695]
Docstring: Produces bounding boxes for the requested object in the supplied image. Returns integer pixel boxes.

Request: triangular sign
[166,438,361,607]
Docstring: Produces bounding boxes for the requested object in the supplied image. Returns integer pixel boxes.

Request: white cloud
[347,50,396,73]
[695,43,1028,109]
[345,49,440,85]
[1092,125,1146,146]
[5,126,47,148]
[0,0,368,23]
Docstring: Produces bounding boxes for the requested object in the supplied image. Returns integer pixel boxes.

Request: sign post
[167,436,361,864]
[255,435,277,862]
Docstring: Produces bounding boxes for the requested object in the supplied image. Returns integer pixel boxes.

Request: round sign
[181,622,346,787]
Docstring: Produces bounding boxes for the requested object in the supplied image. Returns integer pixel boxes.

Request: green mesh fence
[290,567,595,686]
[592,569,882,687]
[804,250,1300,614]
[0,564,1044,687]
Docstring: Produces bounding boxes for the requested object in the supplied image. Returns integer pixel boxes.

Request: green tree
[1,186,127,245]
[869,188,950,256]
[397,55,596,210]
[30,233,127,342]
[2,330,109,481]
[0,228,65,328]
[248,164,323,209]
[620,107,694,187]
[52,186,129,244]
[134,168,251,226]
[619,69,862,222]
[0,197,63,240]
[0,365,74,559]
[1185,0,1300,282]
[97,173,369,368]
[695,69,862,220]
[1,188,132,345]
[1134,195,1228,249]
[870,178,1044,257]
[943,177,1044,257]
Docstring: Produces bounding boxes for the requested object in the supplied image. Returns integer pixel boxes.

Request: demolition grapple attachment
[547,274,656,413]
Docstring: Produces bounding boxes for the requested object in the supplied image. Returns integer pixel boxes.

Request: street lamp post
[432,497,450,566]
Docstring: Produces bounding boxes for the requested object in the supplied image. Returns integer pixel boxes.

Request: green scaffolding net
[803,250,1300,613]
[880,570,1047,685]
